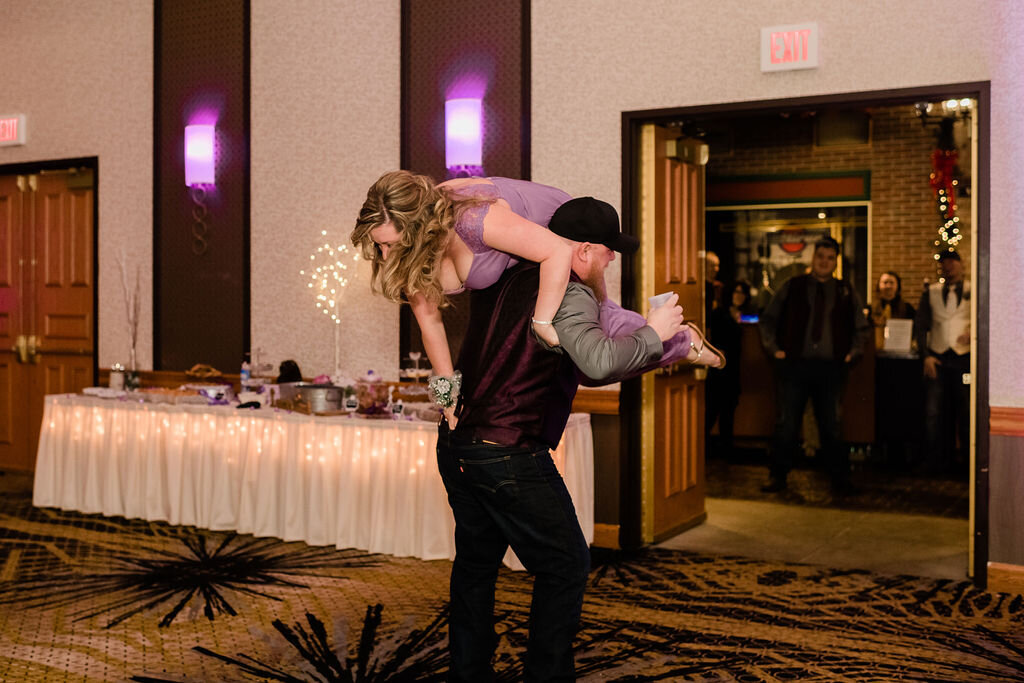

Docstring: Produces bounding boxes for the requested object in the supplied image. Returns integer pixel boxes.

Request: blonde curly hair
[351,170,493,307]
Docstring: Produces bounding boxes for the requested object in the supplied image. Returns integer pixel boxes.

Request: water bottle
[240,353,251,391]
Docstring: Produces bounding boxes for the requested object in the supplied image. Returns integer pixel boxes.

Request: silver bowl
[278,382,344,413]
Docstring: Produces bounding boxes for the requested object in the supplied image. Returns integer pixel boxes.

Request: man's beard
[580,265,608,302]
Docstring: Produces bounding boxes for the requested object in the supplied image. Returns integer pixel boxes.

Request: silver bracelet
[428,371,462,408]
[531,318,553,325]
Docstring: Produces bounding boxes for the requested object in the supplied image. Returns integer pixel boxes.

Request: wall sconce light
[184,124,216,186]
[184,124,215,255]
[914,98,974,128]
[445,98,482,177]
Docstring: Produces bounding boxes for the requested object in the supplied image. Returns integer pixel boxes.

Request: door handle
[27,335,41,363]
[12,335,29,363]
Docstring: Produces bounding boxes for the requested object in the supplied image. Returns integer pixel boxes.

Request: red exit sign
[0,115,26,146]
[761,23,819,72]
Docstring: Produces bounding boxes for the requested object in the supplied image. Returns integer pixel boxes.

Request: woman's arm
[409,292,458,426]
[409,292,454,377]
[480,203,573,346]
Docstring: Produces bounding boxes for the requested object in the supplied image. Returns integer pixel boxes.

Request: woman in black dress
[706,280,754,459]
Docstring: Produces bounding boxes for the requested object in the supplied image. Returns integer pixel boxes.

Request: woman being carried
[351,170,721,423]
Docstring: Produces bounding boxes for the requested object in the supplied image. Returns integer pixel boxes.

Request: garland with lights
[300,231,361,372]
[928,120,963,258]
[930,148,962,253]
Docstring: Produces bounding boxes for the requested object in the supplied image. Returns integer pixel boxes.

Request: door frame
[0,156,100,389]
[619,82,991,588]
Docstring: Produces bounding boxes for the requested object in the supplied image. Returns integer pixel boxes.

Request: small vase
[125,346,140,390]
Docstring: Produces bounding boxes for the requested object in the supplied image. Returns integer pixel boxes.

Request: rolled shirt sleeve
[551,283,664,382]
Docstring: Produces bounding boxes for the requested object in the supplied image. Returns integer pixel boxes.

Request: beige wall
[532,0,1024,406]
[251,0,401,380]
[0,1,153,370]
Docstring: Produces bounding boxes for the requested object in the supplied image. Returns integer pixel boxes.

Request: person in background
[914,250,970,475]
[758,237,870,495]
[706,280,754,459]
[704,250,723,313]
[870,271,916,349]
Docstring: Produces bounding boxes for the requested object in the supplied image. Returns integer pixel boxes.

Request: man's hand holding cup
[647,291,684,341]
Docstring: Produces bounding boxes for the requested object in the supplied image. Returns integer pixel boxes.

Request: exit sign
[0,115,26,146]
[761,23,819,72]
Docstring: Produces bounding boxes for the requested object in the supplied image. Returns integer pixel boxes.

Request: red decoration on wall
[779,229,806,253]
[929,148,958,219]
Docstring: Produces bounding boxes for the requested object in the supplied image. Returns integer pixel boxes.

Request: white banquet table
[32,395,594,568]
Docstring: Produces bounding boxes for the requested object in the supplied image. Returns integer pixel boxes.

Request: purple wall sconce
[184,124,215,254]
[445,98,483,177]
[184,124,216,186]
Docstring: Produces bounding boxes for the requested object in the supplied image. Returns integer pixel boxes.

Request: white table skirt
[32,395,594,568]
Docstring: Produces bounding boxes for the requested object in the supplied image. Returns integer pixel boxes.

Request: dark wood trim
[571,388,618,415]
[399,0,411,172]
[520,0,531,180]
[152,1,163,370]
[242,0,251,355]
[398,0,411,362]
[592,523,620,549]
[711,169,873,182]
[988,562,1024,595]
[621,81,992,585]
[619,113,642,550]
[92,159,100,386]
[974,80,991,589]
[652,511,707,544]
[0,157,96,177]
[624,81,993,124]
[98,369,237,390]
[990,407,1024,437]
[707,170,871,205]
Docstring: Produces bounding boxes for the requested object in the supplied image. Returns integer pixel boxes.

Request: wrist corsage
[428,371,462,409]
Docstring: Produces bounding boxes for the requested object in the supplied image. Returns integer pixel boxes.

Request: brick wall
[707,105,973,304]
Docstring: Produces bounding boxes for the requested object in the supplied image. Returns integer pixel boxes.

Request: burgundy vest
[453,263,579,449]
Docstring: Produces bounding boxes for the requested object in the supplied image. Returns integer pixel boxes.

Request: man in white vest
[914,250,970,475]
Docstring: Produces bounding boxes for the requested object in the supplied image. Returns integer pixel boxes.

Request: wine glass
[408,351,423,381]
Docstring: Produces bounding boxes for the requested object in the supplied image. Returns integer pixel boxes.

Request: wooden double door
[637,124,709,542]
[0,169,95,471]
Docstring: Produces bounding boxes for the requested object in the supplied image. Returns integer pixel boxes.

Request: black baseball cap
[549,197,639,254]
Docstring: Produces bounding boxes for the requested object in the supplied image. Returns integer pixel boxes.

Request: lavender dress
[447,177,571,293]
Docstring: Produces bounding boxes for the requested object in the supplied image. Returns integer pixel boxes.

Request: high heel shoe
[685,322,727,369]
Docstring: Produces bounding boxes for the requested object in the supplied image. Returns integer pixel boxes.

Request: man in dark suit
[758,236,870,494]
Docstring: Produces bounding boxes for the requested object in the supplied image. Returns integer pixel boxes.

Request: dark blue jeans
[924,351,970,469]
[769,358,849,484]
[436,425,590,682]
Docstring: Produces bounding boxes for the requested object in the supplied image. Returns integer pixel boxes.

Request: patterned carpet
[1,492,1022,682]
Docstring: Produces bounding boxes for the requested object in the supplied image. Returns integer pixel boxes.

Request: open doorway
[620,83,989,584]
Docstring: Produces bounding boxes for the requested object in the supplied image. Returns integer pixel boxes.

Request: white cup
[648,292,674,309]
